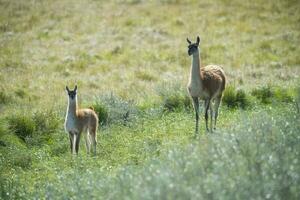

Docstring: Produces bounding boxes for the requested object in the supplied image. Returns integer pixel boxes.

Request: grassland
[0,0,300,199]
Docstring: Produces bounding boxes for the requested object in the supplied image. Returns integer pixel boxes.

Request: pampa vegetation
[1,89,299,199]
[1,0,300,199]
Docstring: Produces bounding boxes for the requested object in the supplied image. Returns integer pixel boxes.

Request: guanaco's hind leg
[204,99,211,132]
[89,126,97,155]
[74,132,81,155]
[84,132,91,154]
[213,96,222,130]
[209,101,214,132]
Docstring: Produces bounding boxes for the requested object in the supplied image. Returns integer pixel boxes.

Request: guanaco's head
[66,85,77,101]
[187,36,200,56]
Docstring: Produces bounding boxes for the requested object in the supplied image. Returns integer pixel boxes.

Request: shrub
[223,85,237,108]
[251,86,295,104]
[30,110,60,145]
[6,110,60,146]
[93,102,109,125]
[7,114,36,142]
[93,93,138,126]
[251,86,273,104]
[157,83,191,112]
[163,95,186,111]
[236,89,251,109]
[223,85,251,109]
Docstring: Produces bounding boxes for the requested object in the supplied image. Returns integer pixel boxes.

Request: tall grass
[2,105,299,199]
[1,0,300,199]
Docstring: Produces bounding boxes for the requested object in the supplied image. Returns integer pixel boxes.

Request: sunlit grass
[0,0,300,199]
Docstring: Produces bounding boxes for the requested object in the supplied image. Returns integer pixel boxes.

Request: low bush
[157,83,191,112]
[251,85,273,104]
[93,93,138,126]
[7,114,36,142]
[235,89,250,109]
[223,85,252,109]
[6,110,60,146]
[93,102,109,125]
[30,110,60,146]
[223,85,237,108]
[251,85,295,104]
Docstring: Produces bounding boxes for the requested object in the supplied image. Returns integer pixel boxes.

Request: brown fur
[200,65,226,98]
[75,109,98,140]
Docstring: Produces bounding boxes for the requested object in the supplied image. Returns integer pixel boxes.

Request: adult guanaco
[187,36,226,134]
[64,85,98,155]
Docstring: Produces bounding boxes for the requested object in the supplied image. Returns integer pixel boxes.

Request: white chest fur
[188,78,201,97]
[65,114,77,133]
[65,99,78,133]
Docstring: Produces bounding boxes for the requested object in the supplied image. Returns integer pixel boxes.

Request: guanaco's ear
[186,38,192,44]
[74,85,78,92]
[66,86,70,92]
[196,36,200,46]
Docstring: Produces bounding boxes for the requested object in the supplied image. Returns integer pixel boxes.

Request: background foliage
[0,0,299,199]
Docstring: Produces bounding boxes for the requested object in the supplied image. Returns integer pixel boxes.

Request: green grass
[0,0,300,199]
[1,104,299,199]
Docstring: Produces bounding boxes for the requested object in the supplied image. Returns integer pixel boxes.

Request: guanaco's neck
[67,97,78,117]
[190,51,203,82]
